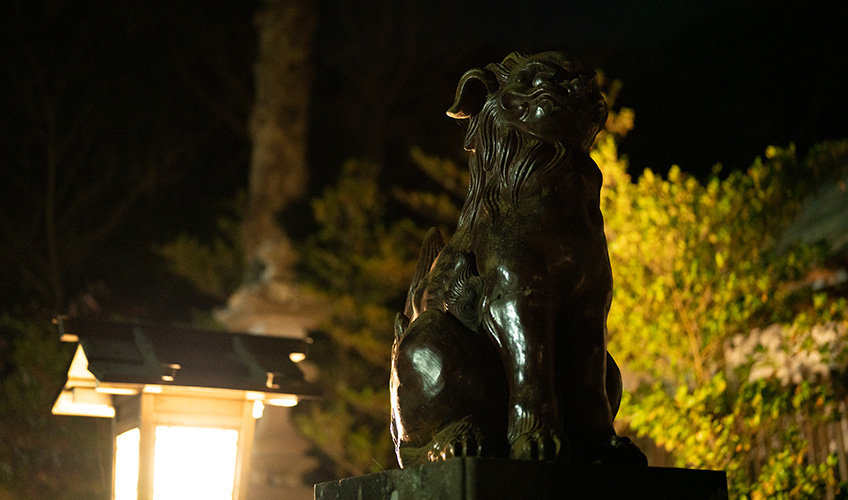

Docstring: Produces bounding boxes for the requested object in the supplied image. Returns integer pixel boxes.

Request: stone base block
[315,457,728,500]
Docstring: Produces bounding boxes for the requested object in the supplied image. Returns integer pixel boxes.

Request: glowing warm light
[95,386,139,395]
[252,400,265,419]
[143,385,163,394]
[52,388,115,417]
[115,428,140,500]
[266,395,298,407]
[245,391,264,401]
[153,426,239,500]
[289,352,306,363]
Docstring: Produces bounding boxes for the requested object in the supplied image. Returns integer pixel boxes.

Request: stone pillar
[217,2,323,499]
[218,0,324,338]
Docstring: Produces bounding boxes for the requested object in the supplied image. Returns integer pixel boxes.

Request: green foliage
[390,147,468,227]
[625,375,839,499]
[155,199,245,303]
[294,159,426,475]
[0,316,111,500]
[598,137,821,385]
[597,130,848,497]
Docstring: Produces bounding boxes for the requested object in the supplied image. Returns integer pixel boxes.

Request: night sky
[1,0,847,317]
[309,0,848,181]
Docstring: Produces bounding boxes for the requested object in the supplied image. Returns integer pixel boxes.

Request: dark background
[1,0,847,318]
[0,2,846,497]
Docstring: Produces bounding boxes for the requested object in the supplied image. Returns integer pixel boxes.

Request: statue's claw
[599,435,648,466]
[429,434,482,462]
[510,429,564,461]
[426,418,485,462]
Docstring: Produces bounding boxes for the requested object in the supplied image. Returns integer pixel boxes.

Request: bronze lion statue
[390,51,646,467]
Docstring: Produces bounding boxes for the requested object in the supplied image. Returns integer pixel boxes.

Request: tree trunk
[218,0,325,338]
[218,3,324,498]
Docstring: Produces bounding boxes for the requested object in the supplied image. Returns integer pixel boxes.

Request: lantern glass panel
[152,426,239,500]
[115,428,140,500]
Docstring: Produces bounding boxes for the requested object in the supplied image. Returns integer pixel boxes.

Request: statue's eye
[516,69,532,85]
[528,65,570,87]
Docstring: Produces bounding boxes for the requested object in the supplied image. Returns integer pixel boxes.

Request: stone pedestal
[315,457,728,500]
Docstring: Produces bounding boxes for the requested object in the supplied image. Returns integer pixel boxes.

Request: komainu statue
[390,51,646,468]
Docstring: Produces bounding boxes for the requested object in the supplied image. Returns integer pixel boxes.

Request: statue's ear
[446,68,497,119]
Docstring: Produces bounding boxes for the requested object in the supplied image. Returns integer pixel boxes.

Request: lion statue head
[447,51,608,227]
[448,51,607,153]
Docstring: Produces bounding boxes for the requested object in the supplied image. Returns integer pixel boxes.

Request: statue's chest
[485,182,602,238]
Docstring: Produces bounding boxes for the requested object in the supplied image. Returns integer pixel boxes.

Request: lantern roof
[52,318,320,417]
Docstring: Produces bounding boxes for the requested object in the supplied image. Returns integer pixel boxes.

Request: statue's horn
[446,67,497,119]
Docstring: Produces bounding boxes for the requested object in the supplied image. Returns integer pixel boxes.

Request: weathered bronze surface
[390,51,646,467]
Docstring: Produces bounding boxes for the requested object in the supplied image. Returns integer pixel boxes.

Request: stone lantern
[51,318,319,500]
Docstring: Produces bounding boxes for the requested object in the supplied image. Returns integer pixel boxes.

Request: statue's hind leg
[390,309,508,467]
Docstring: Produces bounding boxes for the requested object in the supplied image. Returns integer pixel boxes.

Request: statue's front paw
[600,435,648,466]
[508,408,565,461]
[510,429,565,461]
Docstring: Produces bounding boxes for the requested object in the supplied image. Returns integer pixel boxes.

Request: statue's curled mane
[459,98,570,228]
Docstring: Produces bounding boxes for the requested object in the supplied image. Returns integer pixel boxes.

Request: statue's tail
[400,227,445,328]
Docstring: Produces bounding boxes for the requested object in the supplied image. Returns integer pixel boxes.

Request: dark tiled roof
[59,319,320,398]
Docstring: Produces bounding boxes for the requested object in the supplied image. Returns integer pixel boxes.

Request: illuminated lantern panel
[153,426,239,500]
[115,428,141,500]
[50,320,321,500]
